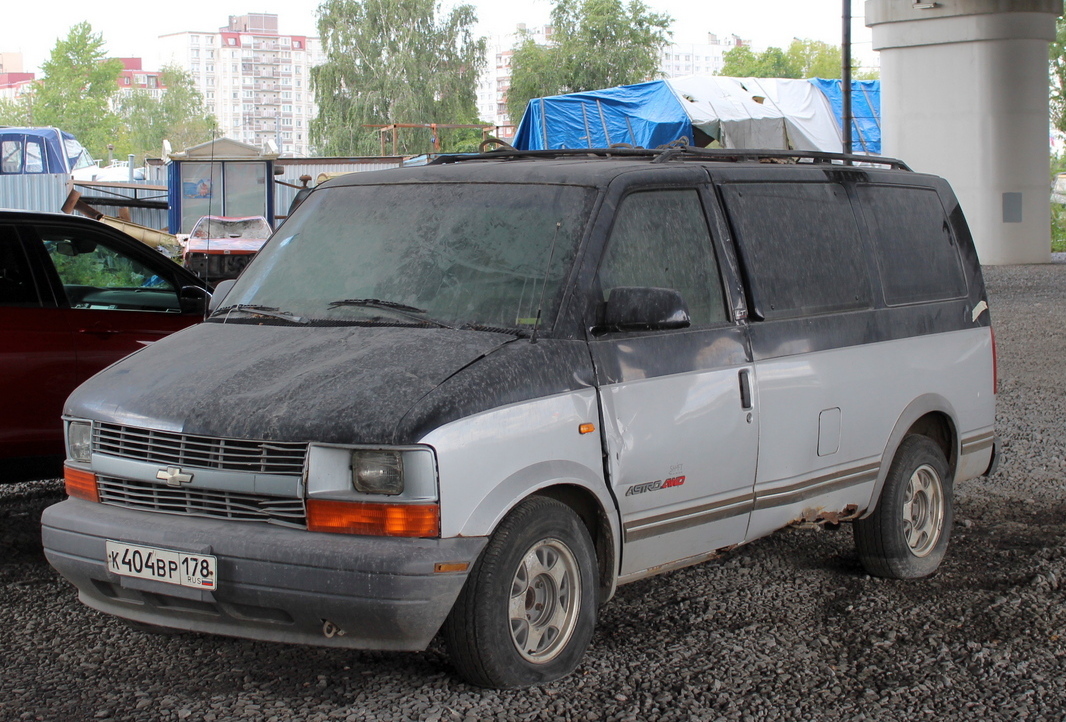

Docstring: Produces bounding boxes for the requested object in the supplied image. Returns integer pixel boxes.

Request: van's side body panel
[744,328,994,540]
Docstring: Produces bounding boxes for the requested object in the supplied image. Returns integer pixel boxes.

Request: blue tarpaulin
[512,77,882,155]
[512,80,693,151]
[809,79,882,155]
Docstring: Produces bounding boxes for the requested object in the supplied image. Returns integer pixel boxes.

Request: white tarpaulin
[666,76,843,152]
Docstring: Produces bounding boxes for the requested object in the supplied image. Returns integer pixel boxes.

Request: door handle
[738,369,753,410]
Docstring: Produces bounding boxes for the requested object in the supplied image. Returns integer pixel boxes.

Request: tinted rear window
[720,182,870,320]
[856,185,967,305]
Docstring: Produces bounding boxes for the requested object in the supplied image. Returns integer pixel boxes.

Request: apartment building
[658,33,748,78]
[116,59,165,99]
[478,29,749,134]
[477,25,554,139]
[0,52,35,103]
[157,13,323,156]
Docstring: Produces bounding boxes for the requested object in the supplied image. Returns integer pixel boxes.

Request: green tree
[720,44,799,78]
[32,23,123,159]
[310,0,486,156]
[786,39,842,78]
[1050,16,1066,134]
[719,39,868,80]
[507,0,672,124]
[0,96,34,125]
[115,65,216,162]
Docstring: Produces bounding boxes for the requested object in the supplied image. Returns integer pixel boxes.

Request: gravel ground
[2,259,1065,722]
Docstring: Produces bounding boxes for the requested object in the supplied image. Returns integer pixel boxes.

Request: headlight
[352,450,404,495]
[67,421,92,463]
[306,444,437,502]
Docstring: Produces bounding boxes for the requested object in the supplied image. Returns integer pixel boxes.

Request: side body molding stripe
[622,460,881,541]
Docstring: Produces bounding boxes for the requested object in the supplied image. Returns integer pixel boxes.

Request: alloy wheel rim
[902,463,944,557]
[508,538,581,663]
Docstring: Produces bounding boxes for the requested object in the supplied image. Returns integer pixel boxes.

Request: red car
[0,210,211,480]
[182,215,273,283]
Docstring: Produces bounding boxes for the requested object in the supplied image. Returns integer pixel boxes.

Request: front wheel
[854,434,954,579]
[442,496,598,688]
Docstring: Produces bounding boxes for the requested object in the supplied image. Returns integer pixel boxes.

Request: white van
[43,148,997,688]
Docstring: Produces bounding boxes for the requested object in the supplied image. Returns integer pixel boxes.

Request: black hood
[65,322,515,445]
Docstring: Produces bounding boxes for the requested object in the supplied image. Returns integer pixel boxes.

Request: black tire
[442,496,598,689]
[854,434,954,579]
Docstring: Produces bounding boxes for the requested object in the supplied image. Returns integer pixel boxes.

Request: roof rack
[429,145,912,172]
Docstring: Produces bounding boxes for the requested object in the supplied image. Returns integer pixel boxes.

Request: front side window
[597,189,727,327]
[221,183,596,331]
[37,228,179,312]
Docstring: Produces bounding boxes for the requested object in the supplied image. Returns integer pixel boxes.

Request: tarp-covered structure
[512,81,693,151]
[809,78,882,155]
[513,77,881,155]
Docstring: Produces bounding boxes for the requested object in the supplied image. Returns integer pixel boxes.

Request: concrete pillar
[866,0,1062,264]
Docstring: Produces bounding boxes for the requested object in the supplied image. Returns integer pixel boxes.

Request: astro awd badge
[625,475,686,497]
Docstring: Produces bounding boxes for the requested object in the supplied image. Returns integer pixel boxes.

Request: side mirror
[602,287,690,332]
[208,279,237,314]
[179,285,209,317]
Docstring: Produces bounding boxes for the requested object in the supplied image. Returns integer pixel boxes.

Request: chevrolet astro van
[43,147,998,688]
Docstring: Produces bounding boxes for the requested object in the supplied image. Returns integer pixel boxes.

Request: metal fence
[72,181,169,230]
[0,174,69,213]
[0,157,407,228]
[273,157,405,222]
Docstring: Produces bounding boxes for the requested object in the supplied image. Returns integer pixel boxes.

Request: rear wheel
[854,434,953,579]
[442,496,597,688]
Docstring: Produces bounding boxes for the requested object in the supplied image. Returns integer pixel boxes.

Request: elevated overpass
[867,0,1063,264]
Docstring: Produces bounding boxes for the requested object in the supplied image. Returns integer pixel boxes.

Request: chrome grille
[97,476,306,528]
[94,423,307,475]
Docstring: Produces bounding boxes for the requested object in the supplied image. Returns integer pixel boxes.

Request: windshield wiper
[327,298,454,329]
[214,304,307,324]
[459,323,531,337]
[329,298,426,313]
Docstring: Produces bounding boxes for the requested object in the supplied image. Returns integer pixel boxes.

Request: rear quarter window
[856,185,967,305]
[720,182,871,320]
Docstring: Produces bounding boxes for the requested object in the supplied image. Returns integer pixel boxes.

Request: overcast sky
[1,0,876,75]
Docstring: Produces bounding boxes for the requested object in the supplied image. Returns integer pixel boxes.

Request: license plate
[105,541,217,590]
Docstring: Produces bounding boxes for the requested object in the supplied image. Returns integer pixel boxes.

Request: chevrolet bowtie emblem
[156,466,194,487]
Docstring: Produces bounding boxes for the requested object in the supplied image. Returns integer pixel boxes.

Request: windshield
[64,137,97,171]
[191,216,273,240]
[218,182,595,330]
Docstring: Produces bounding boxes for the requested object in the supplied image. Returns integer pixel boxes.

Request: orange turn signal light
[64,466,99,503]
[306,499,440,538]
[579,423,596,435]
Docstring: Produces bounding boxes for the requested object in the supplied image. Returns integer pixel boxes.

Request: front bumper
[42,499,486,651]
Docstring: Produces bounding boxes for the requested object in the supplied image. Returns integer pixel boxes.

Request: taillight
[64,466,99,503]
[306,499,440,538]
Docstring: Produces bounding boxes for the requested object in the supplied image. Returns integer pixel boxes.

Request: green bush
[1050,152,1066,252]
[1053,204,1066,252]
